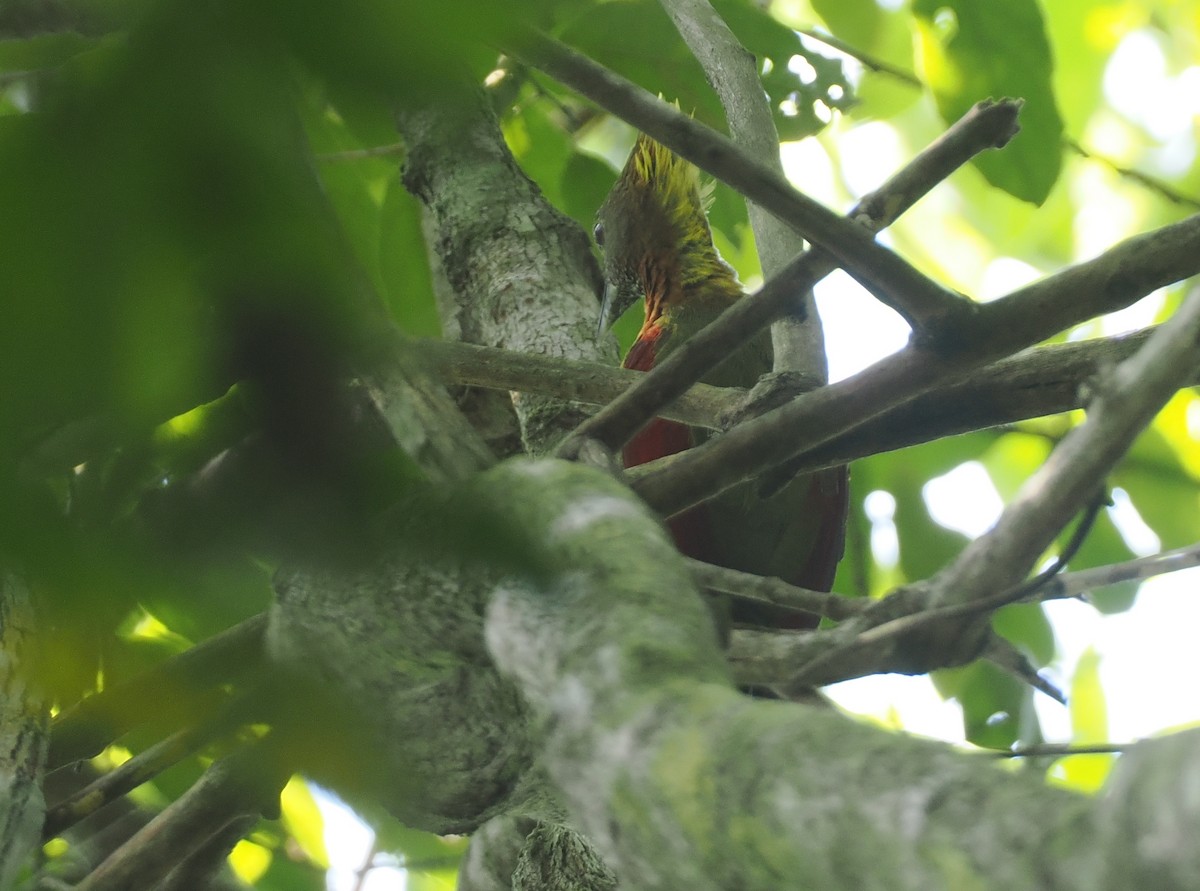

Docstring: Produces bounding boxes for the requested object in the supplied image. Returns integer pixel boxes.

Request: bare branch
[774,282,1200,691]
[509,29,972,332]
[419,338,742,429]
[559,99,1021,457]
[632,215,1200,519]
[932,282,1200,609]
[44,724,219,840]
[73,740,290,891]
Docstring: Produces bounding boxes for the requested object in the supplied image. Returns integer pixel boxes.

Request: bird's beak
[596,280,617,339]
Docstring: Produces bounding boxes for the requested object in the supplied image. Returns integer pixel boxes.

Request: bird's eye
[593,222,605,247]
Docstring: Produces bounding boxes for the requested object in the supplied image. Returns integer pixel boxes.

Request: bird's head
[594,134,725,336]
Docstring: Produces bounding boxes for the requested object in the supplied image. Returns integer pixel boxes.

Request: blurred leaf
[992,602,1054,666]
[504,101,574,208]
[933,660,1033,748]
[1069,647,1107,743]
[808,0,883,48]
[374,821,468,871]
[560,150,619,230]
[1054,647,1114,792]
[379,178,442,337]
[229,839,273,885]
[557,1,725,128]
[0,32,100,72]
[280,777,330,869]
[913,0,1064,204]
[856,433,998,582]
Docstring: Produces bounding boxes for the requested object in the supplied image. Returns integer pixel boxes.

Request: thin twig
[1037,542,1200,602]
[989,742,1131,758]
[688,559,865,621]
[795,27,923,87]
[1067,139,1200,211]
[316,143,406,162]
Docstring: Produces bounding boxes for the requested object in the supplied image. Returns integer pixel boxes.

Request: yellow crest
[625,134,714,231]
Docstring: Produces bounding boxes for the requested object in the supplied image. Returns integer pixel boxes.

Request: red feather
[621,325,848,628]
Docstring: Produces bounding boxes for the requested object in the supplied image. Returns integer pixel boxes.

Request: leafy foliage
[2,0,1197,886]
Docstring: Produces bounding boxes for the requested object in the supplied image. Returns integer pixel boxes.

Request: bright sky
[314,22,1200,891]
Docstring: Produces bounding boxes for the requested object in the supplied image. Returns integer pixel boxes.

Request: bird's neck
[632,259,742,351]
[624,260,772,393]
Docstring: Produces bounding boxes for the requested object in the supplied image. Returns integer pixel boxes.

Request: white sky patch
[825,674,966,744]
[814,270,910,382]
[1103,31,1167,131]
[864,489,899,568]
[1099,288,1165,337]
[1071,163,1143,261]
[1103,31,1200,144]
[1038,571,1200,742]
[1107,487,1162,556]
[923,462,1004,538]
[978,256,1041,302]
[780,137,839,206]
[314,786,408,891]
[835,121,906,199]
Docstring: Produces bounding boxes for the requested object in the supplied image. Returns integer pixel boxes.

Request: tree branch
[0,571,47,889]
[661,0,827,381]
[1038,542,1200,602]
[419,338,742,430]
[558,98,1020,457]
[632,215,1200,519]
[509,29,973,333]
[396,88,609,456]
[772,282,1200,691]
[48,613,266,770]
[480,458,1200,891]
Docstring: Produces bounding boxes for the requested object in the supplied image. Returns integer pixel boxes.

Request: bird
[594,133,848,629]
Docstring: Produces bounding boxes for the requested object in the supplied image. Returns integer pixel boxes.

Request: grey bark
[396,90,610,456]
[0,572,48,890]
[662,0,828,383]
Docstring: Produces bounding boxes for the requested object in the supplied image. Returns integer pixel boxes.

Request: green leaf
[992,602,1054,666]
[280,778,330,869]
[913,0,1064,204]
[560,150,619,231]
[933,661,1034,749]
[1053,647,1114,792]
[379,178,442,337]
[712,0,855,140]
[557,0,851,141]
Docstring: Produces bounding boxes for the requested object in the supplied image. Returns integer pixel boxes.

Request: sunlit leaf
[913,0,1064,204]
[280,777,331,869]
